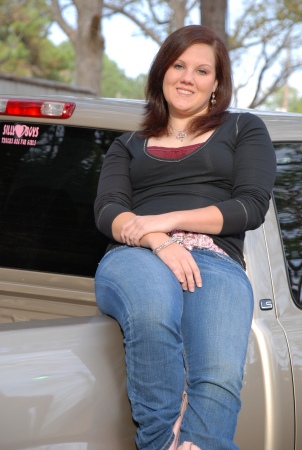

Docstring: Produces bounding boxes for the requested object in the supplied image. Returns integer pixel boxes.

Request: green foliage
[0,0,53,75]
[0,0,75,81]
[40,40,76,82]
[283,0,302,20]
[264,86,302,113]
[102,55,146,99]
[290,95,302,113]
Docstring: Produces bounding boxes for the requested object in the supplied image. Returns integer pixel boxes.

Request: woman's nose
[180,70,194,84]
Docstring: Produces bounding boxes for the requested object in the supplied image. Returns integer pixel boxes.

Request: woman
[94,25,276,450]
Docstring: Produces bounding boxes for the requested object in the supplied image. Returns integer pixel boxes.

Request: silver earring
[211,92,216,105]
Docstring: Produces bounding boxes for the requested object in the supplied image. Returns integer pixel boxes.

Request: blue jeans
[95,246,254,450]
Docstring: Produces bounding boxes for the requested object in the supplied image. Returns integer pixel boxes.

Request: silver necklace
[169,124,187,142]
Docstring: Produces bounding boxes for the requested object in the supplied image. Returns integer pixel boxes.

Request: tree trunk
[51,0,104,96]
[74,0,104,96]
[169,0,188,31]
[200,0,228,48]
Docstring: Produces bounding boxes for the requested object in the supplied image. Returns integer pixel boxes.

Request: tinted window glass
[273,142,302,307]
[0,122,121,277]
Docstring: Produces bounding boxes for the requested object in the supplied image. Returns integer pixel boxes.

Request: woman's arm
[94,135,133,238]
[216,113,277,234]
[120,206,224,247]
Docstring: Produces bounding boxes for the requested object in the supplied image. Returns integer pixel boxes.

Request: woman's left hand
[121,214,174,246]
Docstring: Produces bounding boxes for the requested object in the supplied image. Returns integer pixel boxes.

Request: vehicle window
[273,142,302,308]
[0,122,122,277]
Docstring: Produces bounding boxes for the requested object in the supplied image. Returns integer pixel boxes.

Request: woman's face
[163,43,218,119]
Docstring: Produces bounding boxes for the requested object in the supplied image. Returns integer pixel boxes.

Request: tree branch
[50,0,76,42]
[103,1,163,44]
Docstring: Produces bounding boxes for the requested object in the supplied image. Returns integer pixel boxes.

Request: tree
[200,0,228,48]
[0,0,72,80]
[50,0,105,96]
[49,0,201,95]
[100,0,302,108]
[103,0,199,45]
[230,0,302,108]
[105,0,227,47]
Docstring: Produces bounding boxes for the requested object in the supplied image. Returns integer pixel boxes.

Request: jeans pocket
[208,249,245,271]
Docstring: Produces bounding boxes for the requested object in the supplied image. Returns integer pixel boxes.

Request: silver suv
[0,96,302,450]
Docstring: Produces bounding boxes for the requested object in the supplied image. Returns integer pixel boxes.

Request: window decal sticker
[1,124,40,146]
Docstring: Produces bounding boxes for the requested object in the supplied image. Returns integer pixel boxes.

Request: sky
[102,16,159,79]
[49,1,301,108]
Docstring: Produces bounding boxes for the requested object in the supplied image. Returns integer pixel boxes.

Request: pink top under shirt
[147,142,203,160]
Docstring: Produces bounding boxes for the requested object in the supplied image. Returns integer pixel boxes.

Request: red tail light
[0,99,76,118]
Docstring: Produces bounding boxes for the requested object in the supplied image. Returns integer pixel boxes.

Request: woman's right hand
[156,242,202,292]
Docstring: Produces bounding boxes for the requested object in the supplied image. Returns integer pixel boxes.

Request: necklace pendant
[176,131,187,141]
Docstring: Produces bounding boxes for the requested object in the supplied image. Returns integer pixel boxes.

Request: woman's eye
[197,69,207,75]
[174,64,184,70]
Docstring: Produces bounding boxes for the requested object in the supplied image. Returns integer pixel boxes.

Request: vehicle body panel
[264,203,302,449]
[0,316,137,450]
[235,206,295,450]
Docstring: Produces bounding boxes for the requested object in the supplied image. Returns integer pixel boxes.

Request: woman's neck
[148,129,216,148]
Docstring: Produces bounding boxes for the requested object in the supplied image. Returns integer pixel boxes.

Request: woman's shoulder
[227,111,267,127]
[221,111,269,137]
[117,130,145,146]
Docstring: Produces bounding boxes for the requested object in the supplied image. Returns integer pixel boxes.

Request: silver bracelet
[153,236,177,255]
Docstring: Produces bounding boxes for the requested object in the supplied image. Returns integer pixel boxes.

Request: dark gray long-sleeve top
[94,112,277,268]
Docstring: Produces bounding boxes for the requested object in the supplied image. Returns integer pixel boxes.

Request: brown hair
[140,25,232,138]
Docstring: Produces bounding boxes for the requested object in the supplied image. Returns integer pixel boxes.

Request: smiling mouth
[177,88,193,95]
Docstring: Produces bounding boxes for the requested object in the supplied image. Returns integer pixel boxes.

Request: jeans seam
[202,249,245,270]
[103,244,129,257]
[160,431,175,450]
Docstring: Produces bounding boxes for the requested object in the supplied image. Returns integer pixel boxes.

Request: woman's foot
[177,443,192,450]
[177,443,202,450]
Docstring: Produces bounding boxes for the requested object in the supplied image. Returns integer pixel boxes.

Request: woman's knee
[95,246,184,328]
